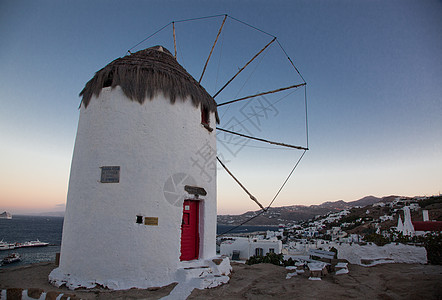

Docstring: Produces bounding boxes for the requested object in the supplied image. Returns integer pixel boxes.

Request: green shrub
[364,233,389,246]
[284,257,295,267]
[394,232,411,244]
[246,252,285,266]
[423,232,442,265]
[246,255,263,265]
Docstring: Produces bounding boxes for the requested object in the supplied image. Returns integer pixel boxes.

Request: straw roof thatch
[80,46,219,123]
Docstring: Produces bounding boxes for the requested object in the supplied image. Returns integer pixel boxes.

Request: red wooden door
[180,200,199,261]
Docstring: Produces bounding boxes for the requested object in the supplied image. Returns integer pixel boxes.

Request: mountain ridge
[217,195,400,225]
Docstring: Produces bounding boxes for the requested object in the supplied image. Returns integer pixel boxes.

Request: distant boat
[0,212,12,219]
[17,239,49,248]
[2,253,20,265]
[0,240,16,251]
[1,239,49,250]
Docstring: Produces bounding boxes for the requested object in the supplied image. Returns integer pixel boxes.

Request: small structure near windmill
[50,46,230,290]
[220,236,282,261]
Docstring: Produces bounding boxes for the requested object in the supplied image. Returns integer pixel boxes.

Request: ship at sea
[0,212,12,219]
[17,240,49,248]
[0,239,49,251]
[0,241,15,251]
[0,215,63,267]
[1,253,20,265]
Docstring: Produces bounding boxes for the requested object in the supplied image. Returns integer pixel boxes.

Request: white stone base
[49,256,231,293]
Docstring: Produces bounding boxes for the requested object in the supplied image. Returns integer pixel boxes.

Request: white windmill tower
[49,46,228,290]
[50,14,308,292]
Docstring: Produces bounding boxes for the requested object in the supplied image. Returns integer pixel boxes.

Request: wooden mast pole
[216,156,266,211]
[199,15,227,83]
[173,22,177,59]
[217,83,306,107]
[213,37,277,99]
[217,127,309,150]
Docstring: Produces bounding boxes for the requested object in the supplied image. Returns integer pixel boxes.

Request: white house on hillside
[220,237,282,260]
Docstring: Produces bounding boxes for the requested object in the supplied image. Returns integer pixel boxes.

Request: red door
[180,200,199,261]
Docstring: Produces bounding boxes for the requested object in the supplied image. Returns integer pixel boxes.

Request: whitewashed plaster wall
[52,87,217,289]
[336,243,427,265]
[220,237,282,260]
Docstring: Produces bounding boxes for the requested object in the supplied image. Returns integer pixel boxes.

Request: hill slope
[217,195,396,225]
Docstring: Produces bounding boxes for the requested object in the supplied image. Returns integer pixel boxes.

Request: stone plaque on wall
[100,166,120,183]
[144,217,159,226]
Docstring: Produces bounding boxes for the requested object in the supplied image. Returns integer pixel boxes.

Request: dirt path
[189,263,442,299]
[1,262,441,299]
[0,262,174,299]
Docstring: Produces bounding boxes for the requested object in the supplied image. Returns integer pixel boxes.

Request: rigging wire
[227,15,276,38]
[127,22,172,54]
[225,15,307,86]
[126,14,307,89]
[127,14,226,54]
[213,37,276,99]
[217,83,306,107]
[173,14,227,24]
[199,15,228,83]
[233,45,269,99]
[220,41,269,120]
[176,35,186,69]
[267,149,306,208]
[222,88,300,129]
[217,128,308,150]
[216,156,265,211]
[219,140,298,150]
[217,149,307,236]
[304,85,309,149]
[276,39,306,84]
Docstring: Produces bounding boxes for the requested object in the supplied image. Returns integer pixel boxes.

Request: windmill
[49,14,308,291]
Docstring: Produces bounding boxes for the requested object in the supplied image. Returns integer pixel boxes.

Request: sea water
[216,225,279,235]
[0,215,278,267]
[0,215,63,268]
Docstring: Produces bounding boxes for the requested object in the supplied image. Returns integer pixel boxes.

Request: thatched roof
[80,46,219,123]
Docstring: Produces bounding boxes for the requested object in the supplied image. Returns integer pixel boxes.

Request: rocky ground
[1,262,441,299]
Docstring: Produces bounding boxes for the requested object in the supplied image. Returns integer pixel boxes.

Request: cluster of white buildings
[219,230,284,260]
[220,236,283,260]
[218,196,441,262]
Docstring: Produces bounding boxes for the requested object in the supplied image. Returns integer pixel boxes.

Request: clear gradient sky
[1,0,441,215]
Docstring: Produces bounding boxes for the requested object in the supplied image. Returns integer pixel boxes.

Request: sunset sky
[1,0,441,215]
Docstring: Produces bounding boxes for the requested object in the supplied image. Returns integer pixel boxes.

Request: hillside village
[218,195,442,271]
[217,195,441,226]
[292,195,441,240]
